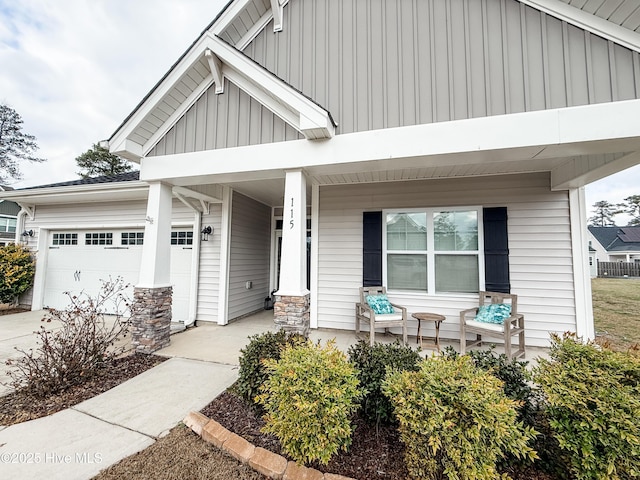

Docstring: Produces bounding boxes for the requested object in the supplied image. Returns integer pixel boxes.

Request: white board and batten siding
[227,192,271,320]
[317,172,575,347]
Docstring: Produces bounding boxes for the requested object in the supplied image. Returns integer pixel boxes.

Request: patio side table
[411,312,446,351]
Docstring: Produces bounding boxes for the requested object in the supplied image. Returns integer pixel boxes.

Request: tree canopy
[0,104,45,183]
[619,195,640,227]
[75,143,135,179]
[588,200,621,227]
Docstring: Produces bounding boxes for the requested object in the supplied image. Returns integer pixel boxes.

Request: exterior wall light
[21,230,34,237]
[201,225,212,241]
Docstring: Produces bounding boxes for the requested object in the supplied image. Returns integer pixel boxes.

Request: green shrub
[534,333,640,480]
[447,346,567,477]
[382,355,537,480]
[347,339,421,426]
[256,340,362,466]
[235,330,304,408]
[0,243,35,304]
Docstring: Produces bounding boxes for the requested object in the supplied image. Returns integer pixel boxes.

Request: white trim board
[140,99,640,189]
[518,0,640,53]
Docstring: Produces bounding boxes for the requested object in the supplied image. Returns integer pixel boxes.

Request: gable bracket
[205,49,224,95]
[270,0,284,32]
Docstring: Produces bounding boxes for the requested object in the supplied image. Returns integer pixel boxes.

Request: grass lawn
[592,277,640,350]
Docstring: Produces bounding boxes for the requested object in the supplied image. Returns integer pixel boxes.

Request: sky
[1,0,639,225]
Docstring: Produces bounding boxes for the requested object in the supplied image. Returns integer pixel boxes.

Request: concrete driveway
[0,310,130,397]
[0,310,53,397]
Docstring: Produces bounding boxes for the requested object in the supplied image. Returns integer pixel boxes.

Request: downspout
[186,211,202,327]
[15,209,28,244]
[173,189,206,328]
[15,204,35,244]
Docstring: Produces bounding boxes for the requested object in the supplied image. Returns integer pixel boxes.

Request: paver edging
[183,412,356,480]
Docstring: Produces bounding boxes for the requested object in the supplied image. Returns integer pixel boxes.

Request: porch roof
[138,99,640,207]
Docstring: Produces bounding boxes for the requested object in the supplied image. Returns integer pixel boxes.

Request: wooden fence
[598,261,640,278]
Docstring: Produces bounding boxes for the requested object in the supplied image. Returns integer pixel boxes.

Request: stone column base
[131,286,172,354]
[273,294,310,337]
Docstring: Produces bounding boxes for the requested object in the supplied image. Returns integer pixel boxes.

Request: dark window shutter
[363,211,382,286]
[483,207,510,293]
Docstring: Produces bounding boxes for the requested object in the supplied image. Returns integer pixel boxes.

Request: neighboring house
[588,226,640,265]
[3,0,640,352]
[0,186,19,246]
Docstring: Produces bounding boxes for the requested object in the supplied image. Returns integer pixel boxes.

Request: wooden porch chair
[355,286,408,346]
[459,291,525,359]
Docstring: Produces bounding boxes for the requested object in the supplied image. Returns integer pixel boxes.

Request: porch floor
[157,310,550,366]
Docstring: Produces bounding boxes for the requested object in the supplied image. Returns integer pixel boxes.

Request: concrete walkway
[0,357,237,479]
[0,309,242,480]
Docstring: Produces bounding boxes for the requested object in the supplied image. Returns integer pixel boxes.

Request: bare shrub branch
[4,276,134,398]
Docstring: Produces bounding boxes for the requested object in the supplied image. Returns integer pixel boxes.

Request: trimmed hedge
[383,355,537,480]
[348,339,422,426]
[256,340,362,466]
[535,333,640,480]
[235,330,305,409]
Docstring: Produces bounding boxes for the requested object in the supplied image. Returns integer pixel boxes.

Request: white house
[588,225,640,267]
[0,186,19,246]
[3,0,640,352]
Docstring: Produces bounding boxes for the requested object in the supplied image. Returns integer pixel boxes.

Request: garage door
[43,229,193,322]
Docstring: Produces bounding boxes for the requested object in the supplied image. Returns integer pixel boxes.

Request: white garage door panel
[44,246,141,314]
[43,230,193,322]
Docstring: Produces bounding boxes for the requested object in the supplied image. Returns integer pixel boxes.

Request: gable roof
[107,0,640,179]
[589,226,640,252]
[108,1,334,162]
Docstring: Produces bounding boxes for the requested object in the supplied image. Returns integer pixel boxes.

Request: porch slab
[157,309,549,365]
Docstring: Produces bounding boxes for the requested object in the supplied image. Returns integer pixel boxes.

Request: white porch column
[570,187,595,340]
[138,182,172,287]
[132,181,173,353]
[277,169,309,296]
[274,169,310,336]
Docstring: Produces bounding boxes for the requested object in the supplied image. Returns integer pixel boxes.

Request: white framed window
[85,232,113,245]
[122,232,144,245]
[0,216,16,233]
[383,207,483,294]
[52,233,78,246]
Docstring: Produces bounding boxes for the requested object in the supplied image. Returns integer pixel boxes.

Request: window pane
[387,254,427,291]
[435,255,479,293]
[434,211,478,251]
[7,218,16,233]
[0,218,7,231]
[386,213,427,251]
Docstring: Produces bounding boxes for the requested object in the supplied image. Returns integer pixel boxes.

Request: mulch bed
[202,391,407,480]
[202,391,556,480]
[0,354,166,426]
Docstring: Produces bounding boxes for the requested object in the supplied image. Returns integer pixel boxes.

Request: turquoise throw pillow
[365,294,395,314]
[474,303,511,324]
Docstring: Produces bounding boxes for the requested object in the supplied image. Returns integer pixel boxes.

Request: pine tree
[588,200,621,227]
[619,195,640,226]
[75,143,134,178]
[0,104,45,182]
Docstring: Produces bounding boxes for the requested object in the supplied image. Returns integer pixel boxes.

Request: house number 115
[289,197,294,229]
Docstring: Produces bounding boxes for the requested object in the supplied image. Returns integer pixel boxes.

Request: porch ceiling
[183,148,637,208]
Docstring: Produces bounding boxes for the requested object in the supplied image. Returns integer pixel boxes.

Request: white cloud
[0,0,227,187]
[1,0,640,216]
